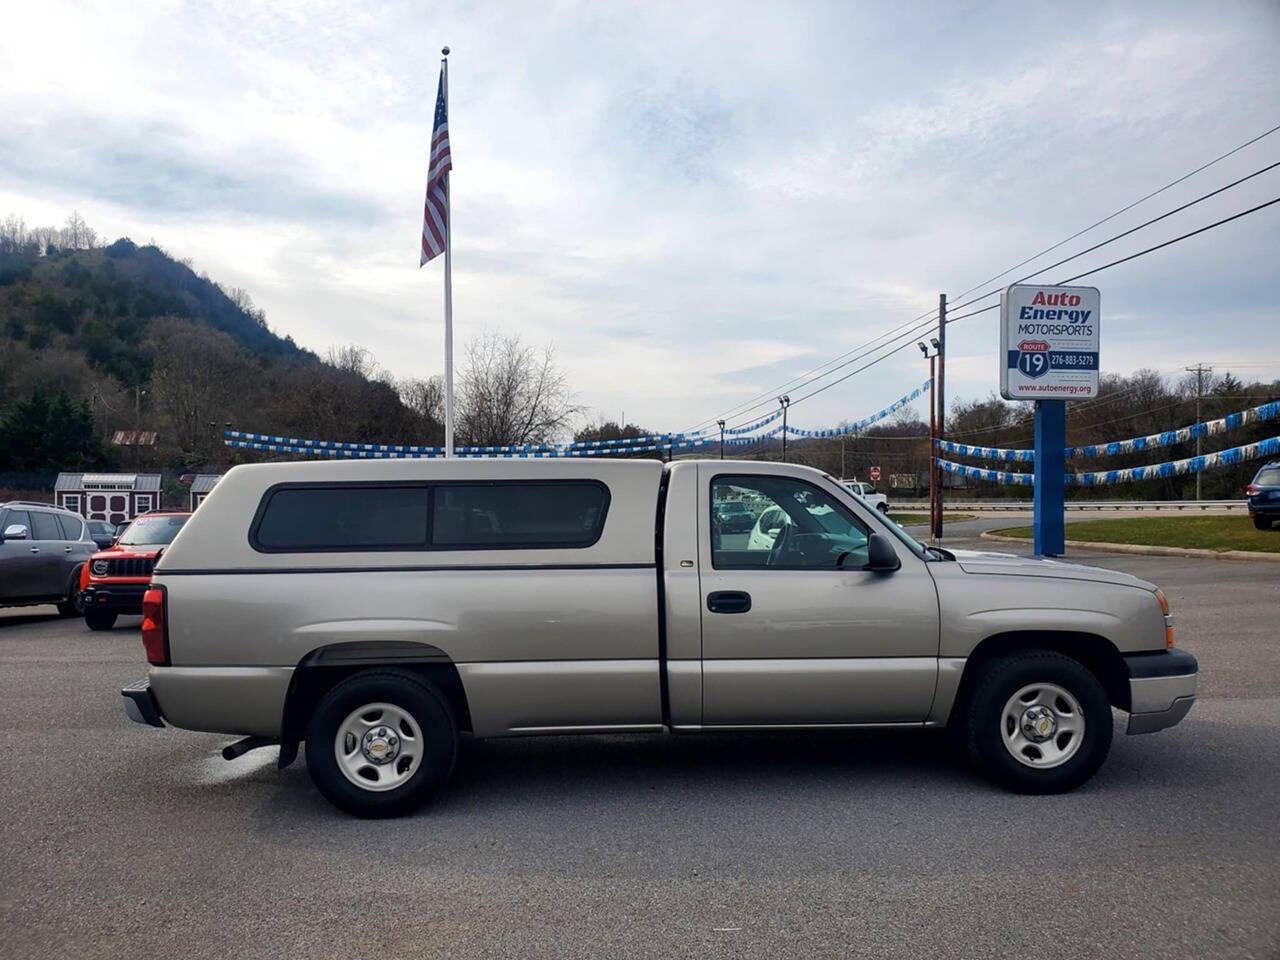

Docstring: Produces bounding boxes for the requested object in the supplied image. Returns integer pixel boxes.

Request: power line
[795,195,1280,417]
[787,316,942,407]
[692,305,941,431]
[1058,195,1280,284]
[943,158,1280,318]
[722,312,941,427]
[695,124,1280,429]
[948,121,1280,303]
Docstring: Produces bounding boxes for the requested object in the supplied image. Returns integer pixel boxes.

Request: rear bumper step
[121,677,165,728]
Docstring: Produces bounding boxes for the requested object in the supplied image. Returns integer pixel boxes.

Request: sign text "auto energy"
[1000,284,1101,400]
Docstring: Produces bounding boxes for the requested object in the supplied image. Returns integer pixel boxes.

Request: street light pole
[778,396,791,462]
[934,295,947,542]
[718,419,726,460]
[919,340,939,540]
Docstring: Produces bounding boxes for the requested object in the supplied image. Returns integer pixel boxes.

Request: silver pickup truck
[122,458,1196,817]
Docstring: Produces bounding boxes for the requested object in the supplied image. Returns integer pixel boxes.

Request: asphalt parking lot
[1,540,1277,959]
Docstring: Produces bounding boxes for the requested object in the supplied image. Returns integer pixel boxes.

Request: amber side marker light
[1155,588,1174,649]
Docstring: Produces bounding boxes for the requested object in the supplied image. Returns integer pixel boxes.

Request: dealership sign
[999,284,1100,400]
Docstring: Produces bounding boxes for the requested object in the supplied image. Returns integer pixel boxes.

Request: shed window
[431,482,608,548]
[253,486,430,551]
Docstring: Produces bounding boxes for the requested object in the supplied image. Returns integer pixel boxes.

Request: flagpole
[441,46,454,458]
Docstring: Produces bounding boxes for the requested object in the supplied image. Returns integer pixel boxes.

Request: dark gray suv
[0,501,95,616]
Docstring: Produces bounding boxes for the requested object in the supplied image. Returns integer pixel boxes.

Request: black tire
[877,503,889,514]
[305,669,458,818]
[961,651,1112,794]
[84,610,117,631]
[57,569,85,617]
[1253,515,1272,531]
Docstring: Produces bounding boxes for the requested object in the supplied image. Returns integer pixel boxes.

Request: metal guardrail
[889,499,1246,512]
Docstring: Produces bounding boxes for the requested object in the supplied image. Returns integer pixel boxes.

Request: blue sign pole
[1033,400,1066,556]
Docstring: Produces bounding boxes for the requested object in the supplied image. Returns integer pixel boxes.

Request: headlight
[91,559,109,577]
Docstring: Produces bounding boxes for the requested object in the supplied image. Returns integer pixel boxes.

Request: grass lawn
[888,513,975,525]
[991,515,1280,554]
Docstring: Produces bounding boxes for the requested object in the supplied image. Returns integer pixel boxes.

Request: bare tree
[31,224,58,255]
[398,376,444,424]
[62,210,97,249]
[226,286,268,326]
[457,332,580,446]
[327,344,378,379]
[0,214,33,254]
[148,317,245,456]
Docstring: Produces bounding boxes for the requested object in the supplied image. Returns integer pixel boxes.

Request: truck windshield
[117,515,188,546]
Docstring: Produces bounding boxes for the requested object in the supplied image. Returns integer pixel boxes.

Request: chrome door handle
[64,546,73,553]
[29,547,39,553]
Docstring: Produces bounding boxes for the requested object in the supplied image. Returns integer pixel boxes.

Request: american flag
[420,67,452,266]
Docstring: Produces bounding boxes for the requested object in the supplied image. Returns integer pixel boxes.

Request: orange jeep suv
[81,512,190,630]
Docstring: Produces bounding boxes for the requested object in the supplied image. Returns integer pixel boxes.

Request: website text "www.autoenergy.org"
[1016,383,1095,395]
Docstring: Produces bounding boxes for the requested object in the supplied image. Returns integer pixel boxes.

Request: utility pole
[778,396,791,462]
[919,339,940,540]
[840,435,846,478]
[1185,363,1212,501]
[933,294,947,542]
[717,419,726,460]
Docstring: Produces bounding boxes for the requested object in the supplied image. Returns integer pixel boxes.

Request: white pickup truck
[122,458,1196,817]
[842,479,889,513]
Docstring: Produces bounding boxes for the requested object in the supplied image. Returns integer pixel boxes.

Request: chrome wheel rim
[334,702,422,792]
[1001,682,1085,769]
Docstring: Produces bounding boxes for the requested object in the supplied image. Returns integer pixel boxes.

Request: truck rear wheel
[305,669,458,818]
[961,651,1112,794]
[1253,515,1272,531]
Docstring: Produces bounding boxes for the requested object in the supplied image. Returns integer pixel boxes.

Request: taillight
[1155,588,1174,649]
[140,586,169,666]
[1246,484,1260,495]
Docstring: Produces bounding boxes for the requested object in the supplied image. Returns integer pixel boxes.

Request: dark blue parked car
[1246,461,1280,530]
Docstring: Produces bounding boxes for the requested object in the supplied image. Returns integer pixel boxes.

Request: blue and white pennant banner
[934,433,1280,487]
[785,380,931,438]
[935,399,1279,464]
[723,409,783,436]
[1066,399,1279,459]
[227,378,930,460]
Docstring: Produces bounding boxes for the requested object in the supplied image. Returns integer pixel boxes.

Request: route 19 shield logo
[1016,339,1050,379]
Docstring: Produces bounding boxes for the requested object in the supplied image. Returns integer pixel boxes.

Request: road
[1,541,1277,959]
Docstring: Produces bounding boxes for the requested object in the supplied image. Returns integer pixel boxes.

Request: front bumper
[83,582,148,614]
[1124,649,1198,735]
[122,677,165,728]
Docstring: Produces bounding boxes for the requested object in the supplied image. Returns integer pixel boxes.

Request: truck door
[698,465,939,725]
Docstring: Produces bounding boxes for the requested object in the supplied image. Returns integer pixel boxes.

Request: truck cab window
[711,475,869,569]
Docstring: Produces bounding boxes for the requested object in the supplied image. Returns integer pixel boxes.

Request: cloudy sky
[3,0,1279,436]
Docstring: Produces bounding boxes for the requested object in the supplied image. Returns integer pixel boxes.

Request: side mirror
[865,533,900,572]
[3,523,29,541]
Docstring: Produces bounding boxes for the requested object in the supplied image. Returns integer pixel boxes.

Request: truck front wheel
[961,651,1112,794]
[305,669,458,818]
